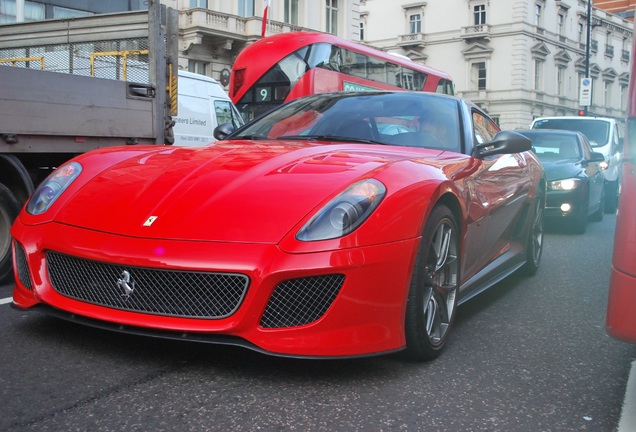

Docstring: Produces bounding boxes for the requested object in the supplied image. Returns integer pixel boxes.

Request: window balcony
[179,9,304,52]
[398,32,425,48]
[622,49,630,62]
[461,24,491,41]
[591,39,598,53]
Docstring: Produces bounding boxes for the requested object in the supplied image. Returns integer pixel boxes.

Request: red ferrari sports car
[11,91,545,361]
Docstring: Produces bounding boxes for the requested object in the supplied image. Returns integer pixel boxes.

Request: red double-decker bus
[229,31,455,121]
[606,25,636,343]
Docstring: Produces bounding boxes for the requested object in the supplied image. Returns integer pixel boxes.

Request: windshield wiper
[277,134,386,145]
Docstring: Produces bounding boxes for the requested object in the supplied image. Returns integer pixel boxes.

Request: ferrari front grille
[46,252,249,319]
[14,241,33,290]
[260,274,345,328]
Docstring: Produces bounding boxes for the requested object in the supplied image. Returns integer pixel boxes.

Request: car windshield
[521,133,581,161]
[532,119,610,148]
[230,92,462,152]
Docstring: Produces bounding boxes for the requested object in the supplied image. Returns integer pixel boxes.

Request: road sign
[579,77,591,107]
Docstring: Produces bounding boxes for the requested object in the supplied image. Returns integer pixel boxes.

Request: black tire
[0,184,20,283]
[519,186,544,276]
[604,180,619,214]
[590,187,604,222]
[403,205,460,361]
[571,199,588,234]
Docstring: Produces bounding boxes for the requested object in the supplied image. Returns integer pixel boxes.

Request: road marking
[0,297,12,305]
[618,360,636,432]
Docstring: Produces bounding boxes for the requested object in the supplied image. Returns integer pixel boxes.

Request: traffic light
[578,110,585,116]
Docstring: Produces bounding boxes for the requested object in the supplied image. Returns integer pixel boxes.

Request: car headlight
[296,179,386,241]
[27,162,82,215]
[549,178,580,191]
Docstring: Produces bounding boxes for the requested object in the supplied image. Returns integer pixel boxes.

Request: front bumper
[12,219,419,358]
[544,188,586,220]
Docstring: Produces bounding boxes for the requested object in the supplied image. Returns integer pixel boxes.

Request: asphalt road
[1,214,635,431]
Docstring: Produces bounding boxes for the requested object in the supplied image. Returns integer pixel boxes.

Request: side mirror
[589,151,606,163]
[473,130,532,158]
[213,123,235,141]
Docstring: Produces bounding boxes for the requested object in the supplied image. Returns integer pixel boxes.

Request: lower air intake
[260,274,345,328]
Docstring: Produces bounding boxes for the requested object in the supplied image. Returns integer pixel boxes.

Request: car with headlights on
[530,116,622,213]
[11,91,545,361]
[518,129,605,234]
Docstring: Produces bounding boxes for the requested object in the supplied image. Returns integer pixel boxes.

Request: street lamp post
[584,0,592,115]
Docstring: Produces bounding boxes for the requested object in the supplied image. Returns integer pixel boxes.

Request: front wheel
[403,205,460,361]
[519,186,544,276]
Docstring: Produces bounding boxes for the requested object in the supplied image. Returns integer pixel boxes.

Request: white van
[530,116,623,212]
[173,70,244,146]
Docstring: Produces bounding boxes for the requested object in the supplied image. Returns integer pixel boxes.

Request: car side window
[472,110,499,144]
[581,135,593,159]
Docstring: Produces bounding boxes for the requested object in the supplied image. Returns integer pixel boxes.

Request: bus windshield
[230,32,454,121]
[532,118,611,148]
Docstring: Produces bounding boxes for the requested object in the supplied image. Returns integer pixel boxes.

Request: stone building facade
[360,0,632,129]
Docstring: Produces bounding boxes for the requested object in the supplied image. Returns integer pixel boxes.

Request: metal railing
[90,49,149,81]
[0,56,44,68]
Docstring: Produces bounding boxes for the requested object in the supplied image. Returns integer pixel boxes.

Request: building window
[578,22,584,44]
[557,67,565,96]
[535,4,543,28]
[326,0,338,34]
[189,0,208,7]
[472,62,487,90]
[238,0,254,17]
[409,14,421,33]
[0,0,45,23]
[188,60,208,75]
[605,81,612,107]
[473,4,486,26]
[621,84,628,110]
[360,21,365,41]
[53,7,93,18]
[284,0,298,25]
[534,60,544,91]
[557,14,564,36]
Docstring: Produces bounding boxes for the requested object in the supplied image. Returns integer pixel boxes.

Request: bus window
[436,79,454,95]
[340,49,365,79]
[236,46,311,120]
[311,43,341,71]
[230,32,453,120]
[398,68,427,91]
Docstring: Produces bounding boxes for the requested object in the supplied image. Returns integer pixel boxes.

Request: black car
[518,129,605,234]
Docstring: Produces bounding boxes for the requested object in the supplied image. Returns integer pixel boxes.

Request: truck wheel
[0,184,20,283]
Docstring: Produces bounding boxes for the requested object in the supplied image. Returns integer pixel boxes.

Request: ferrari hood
[54,141,435,243]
